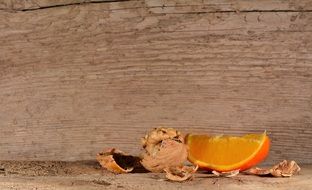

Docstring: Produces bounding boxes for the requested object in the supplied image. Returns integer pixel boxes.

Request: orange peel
[186,132,270,172]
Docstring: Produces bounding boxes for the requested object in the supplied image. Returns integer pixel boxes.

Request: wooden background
[0,0,311,164]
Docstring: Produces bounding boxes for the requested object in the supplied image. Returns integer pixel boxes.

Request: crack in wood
[1,1,312,13]
[162,9,312,14]
[0,0,131,12]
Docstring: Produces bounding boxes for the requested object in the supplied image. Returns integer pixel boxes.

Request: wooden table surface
[0,160,311,190]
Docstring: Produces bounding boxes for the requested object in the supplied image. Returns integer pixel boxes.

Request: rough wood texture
[0,161,311,190]
[0,0,311,163]
[2,0,312,11]
[145,0,312,14]
[0,0,122,11]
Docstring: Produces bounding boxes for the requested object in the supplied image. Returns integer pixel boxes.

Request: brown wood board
[1,0,312,12]
[0,161,311,190]
[0,1,311,162]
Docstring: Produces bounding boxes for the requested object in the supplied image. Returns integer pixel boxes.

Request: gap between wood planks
[1,0,312,13]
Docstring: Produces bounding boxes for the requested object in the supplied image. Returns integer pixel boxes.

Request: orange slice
[186,132,270,172]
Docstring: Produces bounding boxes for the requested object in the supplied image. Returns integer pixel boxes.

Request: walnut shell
[247,160,301,177]
[96,148,138,174]
[271,160,301,177]
[140,127,188,172]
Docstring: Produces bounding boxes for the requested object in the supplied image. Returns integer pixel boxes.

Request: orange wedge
[186,132,270,172]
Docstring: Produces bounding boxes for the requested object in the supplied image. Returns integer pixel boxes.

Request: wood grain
[145,0,312,14]
[0,161,311,190]
[0,1,311,163]
[0,0,123,11]
[2,0,312,11]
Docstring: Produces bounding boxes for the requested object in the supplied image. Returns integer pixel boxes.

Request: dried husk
[212,170,240,177]
[96,148,140,174]
[247,160,301,177]
[141,127,188,172]
[164,165,199,182]
[271,160,301,177]
[247,167,271,175]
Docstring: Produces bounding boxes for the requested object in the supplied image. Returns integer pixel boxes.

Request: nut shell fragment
[141,127,188,172]
[271,160,301,177]
[212,170,240,177]
[164,165,198,182]
[141,127,185,156]
[96,148,135,174]
[247,160,301,177]
[141,139,188,172]
[247,167,271,176]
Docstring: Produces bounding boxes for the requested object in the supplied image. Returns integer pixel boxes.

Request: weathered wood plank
[145,0,312,14]
[0,1,311,163]
[1,0,312,12]
[0,161,311,190]
[0,0,126,11]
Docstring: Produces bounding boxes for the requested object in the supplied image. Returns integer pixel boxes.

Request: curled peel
[141,127,188,172]
[247,160,301,177]
[96,148,139,174]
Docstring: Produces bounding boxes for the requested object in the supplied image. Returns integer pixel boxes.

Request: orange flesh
[186,133,270,172]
